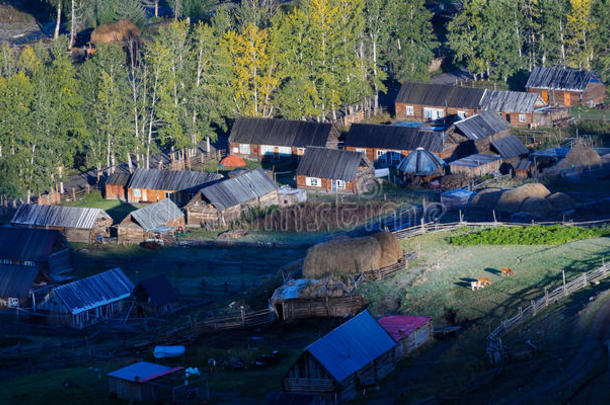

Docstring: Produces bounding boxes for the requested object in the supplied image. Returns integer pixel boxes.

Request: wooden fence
[191,307,276,336]
[486,260,610,364]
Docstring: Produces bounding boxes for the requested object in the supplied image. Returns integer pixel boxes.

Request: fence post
[583,272,587,288]
[532,300,536,316]
[562,270,567,296]
[545,287,549,306]
[519,306,523,321]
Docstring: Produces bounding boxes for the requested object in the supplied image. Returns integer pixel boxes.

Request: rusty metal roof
[127,168,222,192]
[11,204,112,230]
[200,168,278,211]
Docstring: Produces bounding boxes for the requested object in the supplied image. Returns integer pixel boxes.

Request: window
[278,146,292,156]
[133,188,141,197]
[306,177,321,187]
[405,105,414,116]
[376,150,387,160]
[335,179,346,189]
[519,114,527,123]
[355,148,366,155]
[232,146,239,154]
[296,147,306,156]
[8,298,19,308]
[239,144,251,154]
[423,107,444,120]
[457,110,467,119]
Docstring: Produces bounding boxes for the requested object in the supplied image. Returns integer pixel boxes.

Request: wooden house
[479,90,547,127]
[185,168,279,229]
[378,315,433,359]
[489,135,530,175]
[296,147,375,194]
[134,275,180,316]
[282,310,398,402]
[452,110,511,155]
[344,123,446,167]
[395,82,486,121]
[228,117,340,161]
[448,153,502,177]
[396,147,446,183]
[107,361,188,403]
[37,267,134,328]
[0,227,72,280]
[526,66,605,107]
[117,199,185,244]
[0,264,47,308]
[11,204,113,243]
[125,168,222,205]
[104,171,131,200]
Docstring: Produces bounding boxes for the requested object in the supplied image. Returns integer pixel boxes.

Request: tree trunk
[155,0,159,17]
[54,1,61,40]
[69,0,76,48]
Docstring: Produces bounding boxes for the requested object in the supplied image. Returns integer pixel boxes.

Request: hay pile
[91,19,140,45]
[520,197,554,219]
[546,192,575,212]
[302,232,402,278]
[496,183,551,214]
[564,143,602,167]
[469,189,503,210]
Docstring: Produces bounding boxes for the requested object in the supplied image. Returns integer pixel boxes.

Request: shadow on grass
[455,277,477,288]
[485,267,501,276]
[105,200,139,223]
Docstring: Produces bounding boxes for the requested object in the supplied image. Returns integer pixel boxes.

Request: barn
[526,66,605,107]
[396,147,446,183]
[479,90,547,127]
[228,117,340,161]
[185,168,279,228]
[282,310,398,402]
[117,199,185,244]
[37,267,134,328]
[296,147,375,194]
[11,204,113,243]
[104,171,131,200]
[395,82,486,121]
[378,315,433,359]
[448,153,502,177]
[125,168,222,205]
[0,265,46,309]
[134,275,180,316]
[344,123,445,167]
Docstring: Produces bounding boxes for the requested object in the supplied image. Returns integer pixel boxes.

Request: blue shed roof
[107,361,183,383]
[305,310,396,383]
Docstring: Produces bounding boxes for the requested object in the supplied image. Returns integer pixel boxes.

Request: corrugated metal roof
[105,172,131,186]
[305,310,397,383]
[52,268,133,314]
[449,153,501,168]
[127,168,222,192]
[378,315,432,342]
[526,66,602,91]
[107,361,183,383]
[0,264,39,298]
[200,169,278,211]
[296,147,371,182]
[396,82,486,109]
[454,110,509,141]
[228,117,337,148]
[129,199,184,232]
[480,90,545,113]
[397,148,446,175]
[136,275,180,306]
[490,135,529,158]
[0,226,69,262]
[515,158,533,170]
[345,124,444,153]
[11,204,112,230]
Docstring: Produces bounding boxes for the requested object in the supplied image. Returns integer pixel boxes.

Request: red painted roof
[378,315,432,342]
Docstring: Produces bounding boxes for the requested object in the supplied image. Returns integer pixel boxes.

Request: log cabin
[449,110,512,158]
[378,315,433,359]
[526,66,605,107]
[117,199,185,244]
[282,310,398,402]
[344,123,446,166]
[37,267,134,328]
[296,147,375,194]
[185,168,279,229]
[11,204,113,243]
[104,171,131,200]
[228,117,340,161]
[126,168,222,205]
[479,90,547,127]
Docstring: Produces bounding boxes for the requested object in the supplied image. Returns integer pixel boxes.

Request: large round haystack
[520,197,554,219]
[91,19,141,45]
[496,183,551,214]
[372,232,403,267]
[565,143,602,167]
[303,236,381,278]
[546,192,575,212]
[469,189,503,210]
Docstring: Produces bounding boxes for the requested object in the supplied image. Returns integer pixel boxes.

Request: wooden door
[564,92,571,106]
[541,90,548,104]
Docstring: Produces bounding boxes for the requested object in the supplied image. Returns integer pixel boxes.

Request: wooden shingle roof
[345,124,444,153]
[454,110,509,141]
[200,168,278,211]
[490,135,529,158]
[526,66,602,91]
[229,117,338,148]
[296,147,371,181]
[128,199,184,232]
[127,168,222,192]
[396,82,486,109]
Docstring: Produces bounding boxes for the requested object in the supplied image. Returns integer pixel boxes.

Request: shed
[479,90,546,126]
[514,159,533,179]
[229,117,340,160]
[378,315,433,358]
[105,171,131,200]
[490,135,529,159]
[37,267,134,328]
[185,168,279,228]
[296,147,375,194]
[118,199,184,244]
[454,110,510,142]
[11,204,112,243]
[126,168,222,205]
[107,361,185,403]
[0,264,43,308]
[283,310,398,402]
[396,148,446,182]
[278,188,307,207]
[134,275,180,316]
[526,66,605,107]
[344,123,445,166]
[449,153,502,177]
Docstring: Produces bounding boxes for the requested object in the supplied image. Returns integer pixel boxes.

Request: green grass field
[62,192,140,223]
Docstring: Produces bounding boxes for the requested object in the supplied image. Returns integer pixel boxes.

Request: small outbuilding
[526,66,605,107]
[449,153,502,177]
[134,275,180,316]
[0,264,45,308]
[117,199,185,244]
[104,171,131,200]
[396,147,446,183]
[378,315,433,359]
[296,147,375,193]
[11,204,112,243]
[278,188,307,207]
[453,110,511,154]
[282,310,398,402]
[185,168,279,228]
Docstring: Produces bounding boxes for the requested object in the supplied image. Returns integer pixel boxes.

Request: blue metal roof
[107,361,182,383]
[305,310,396,383]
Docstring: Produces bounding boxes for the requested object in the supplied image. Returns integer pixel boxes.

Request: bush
[448,225,610,246]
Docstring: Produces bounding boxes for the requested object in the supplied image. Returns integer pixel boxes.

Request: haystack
[565,143,602,167]
[220,155,246,168]
[373,232,403,267]
[546,192,575,212]
[469,189,503,210]
[303,236,381,278]
[496,183,550,214]
[90,19,141,45]
[520,197,554,219]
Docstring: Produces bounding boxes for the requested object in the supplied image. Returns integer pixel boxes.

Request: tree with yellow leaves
[566,0,595,69]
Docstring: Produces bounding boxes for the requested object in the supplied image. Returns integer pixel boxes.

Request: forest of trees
[0,0,609,201]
